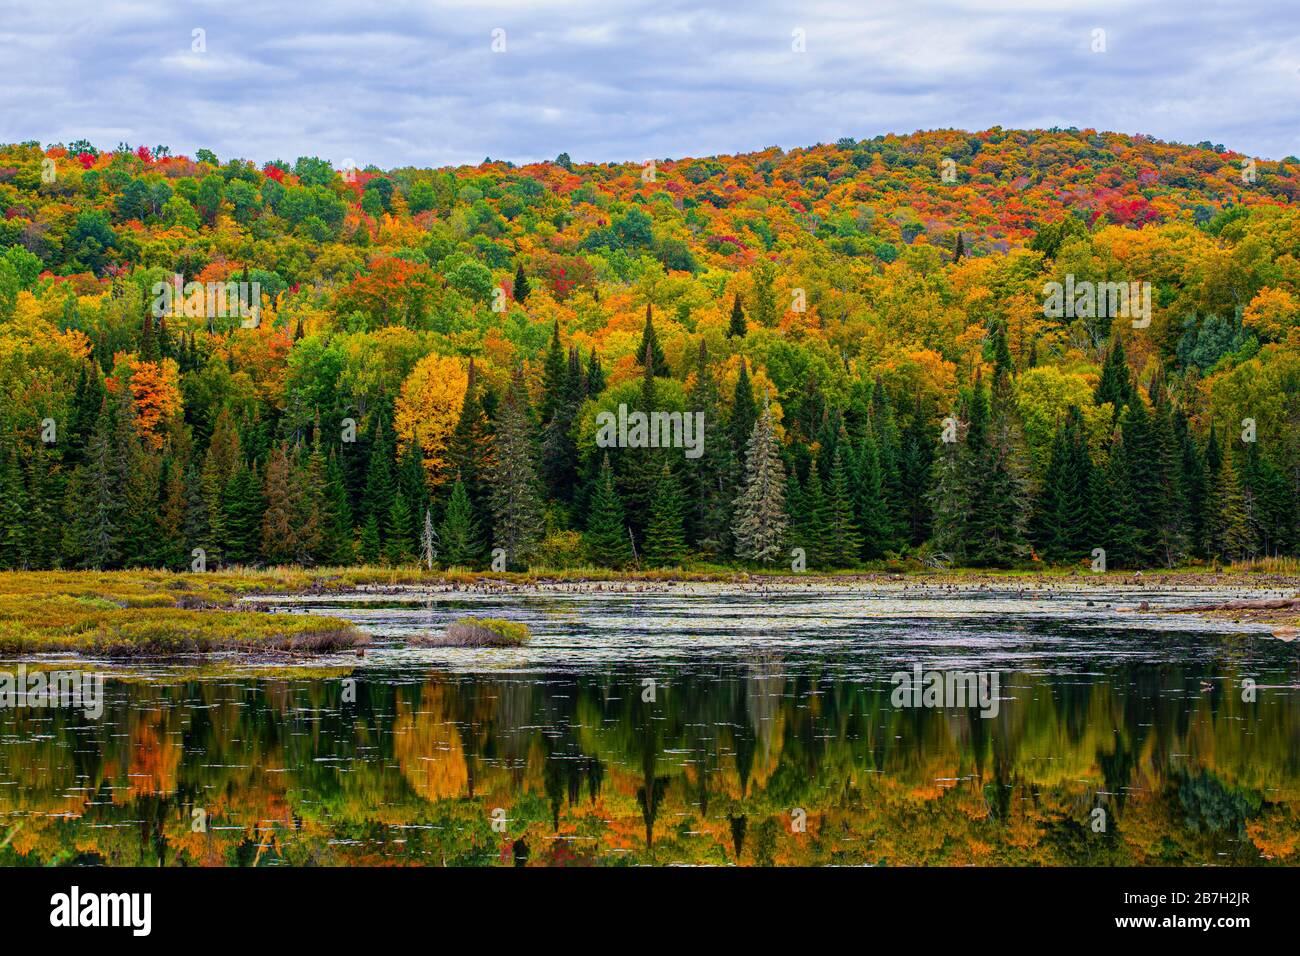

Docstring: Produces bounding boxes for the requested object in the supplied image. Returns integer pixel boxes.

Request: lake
[1,583,1297,866]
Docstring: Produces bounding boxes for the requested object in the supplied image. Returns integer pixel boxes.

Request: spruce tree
[794,459,829,567]
[513,262,530,303]
[439,478,483,567]
[643,464,687,567]
[584,454,633,567]
[825,448,861,567]
[637,304,667,375]
[684,339,732,555]
[727,292,747,338]
[732,393,788,564]
[261,445,301,565]
[489,367,544,569]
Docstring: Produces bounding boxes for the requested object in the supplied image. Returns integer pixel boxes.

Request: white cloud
[0,0,1295,166]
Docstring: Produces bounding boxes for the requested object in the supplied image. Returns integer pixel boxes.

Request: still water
[1,584,1297,866]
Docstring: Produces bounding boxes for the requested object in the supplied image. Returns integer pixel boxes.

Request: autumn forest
[0,126,1298,573]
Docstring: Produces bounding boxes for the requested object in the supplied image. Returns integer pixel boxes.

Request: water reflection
[0,646,1297,866]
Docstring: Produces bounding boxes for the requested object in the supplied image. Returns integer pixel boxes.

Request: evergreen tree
[683,339,732,555]
[324,448,355,564]
[727,292,747,338]
[1203,452,1252,561]
[362,414,397,549]
[513,261,530,303]
[223,462,263,565]
[439,478,483,566]
[793,459,829,567]
[729,359,758,497]
[1095,333,1134,414]
[585,349,606,396]
[637,304,667,375]
[854,430,892,559]
[359,514,382,564]
[732,393,788,563]
[385,490,415,563]
[261,445,302,564]
[584,454,633,567]
[824,448,861,567]
[643,464,687,566]
[489,367,544,569]
[448,358,494,520]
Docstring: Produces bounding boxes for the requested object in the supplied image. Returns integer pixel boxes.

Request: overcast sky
[1,0,1297,169]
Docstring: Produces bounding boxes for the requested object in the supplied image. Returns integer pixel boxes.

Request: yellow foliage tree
[394,352,468,488]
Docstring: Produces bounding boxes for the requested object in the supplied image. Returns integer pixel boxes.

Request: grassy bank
[0,571,365,657]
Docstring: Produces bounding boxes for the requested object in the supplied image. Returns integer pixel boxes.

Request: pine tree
[0,444,30,569]
[585,349,606,396]
[77,409,121,569]
[359,514,382,564]
[541,321,567,423]
[542,346,582,502]
[732,394,788,563]
[448,358,494,519]
[963,368,1031,566]
[584,454,633,567]
[489,367,544,569]
[727,292,747,338]
[1031,405,1092,562]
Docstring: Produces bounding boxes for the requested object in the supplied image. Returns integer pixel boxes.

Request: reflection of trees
[0,662,1298,866]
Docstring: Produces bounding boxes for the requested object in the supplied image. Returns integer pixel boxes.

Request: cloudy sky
[1,0,1297,169]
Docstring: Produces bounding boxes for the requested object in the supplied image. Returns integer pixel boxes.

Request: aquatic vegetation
[0,571,365,656]
[417,616,531,647]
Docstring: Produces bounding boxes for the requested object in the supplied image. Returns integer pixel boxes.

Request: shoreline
[0,566,1296,658]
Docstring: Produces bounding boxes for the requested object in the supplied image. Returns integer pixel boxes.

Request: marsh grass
[0,570,365,657]
[414,616,531,647]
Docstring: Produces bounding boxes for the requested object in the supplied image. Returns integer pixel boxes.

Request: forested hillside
[0,126,1296,571]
